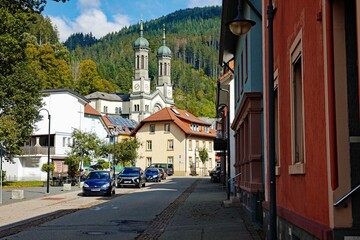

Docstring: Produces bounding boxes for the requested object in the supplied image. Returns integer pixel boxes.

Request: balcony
[21,146,55,156]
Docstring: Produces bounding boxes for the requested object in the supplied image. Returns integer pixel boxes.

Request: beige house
[131,107,217,176]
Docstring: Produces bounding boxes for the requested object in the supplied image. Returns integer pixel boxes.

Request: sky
[43,0,222,42]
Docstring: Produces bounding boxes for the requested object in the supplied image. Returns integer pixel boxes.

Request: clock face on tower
[145,83,149,91]
[134,83,140,91]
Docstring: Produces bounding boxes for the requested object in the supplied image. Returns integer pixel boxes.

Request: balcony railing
[20,146,55,156]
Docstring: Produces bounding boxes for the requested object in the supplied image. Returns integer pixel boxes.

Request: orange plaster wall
[271,0,330,227]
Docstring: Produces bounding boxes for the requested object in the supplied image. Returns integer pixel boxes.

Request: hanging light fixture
[227,0,256,36]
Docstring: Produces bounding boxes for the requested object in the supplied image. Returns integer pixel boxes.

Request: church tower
[132,20,151,95]
[156,24,173,102]
[130,20,152,122]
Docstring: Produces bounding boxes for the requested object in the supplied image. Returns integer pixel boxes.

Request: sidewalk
[159,179,263,240]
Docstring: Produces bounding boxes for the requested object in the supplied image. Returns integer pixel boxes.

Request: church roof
[131,107,216,138]
[85,92,128,102]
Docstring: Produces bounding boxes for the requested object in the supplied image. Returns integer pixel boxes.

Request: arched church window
[160,63,163,76]
[136,56,139,69]
[141,55,144,69]
[164,63,167,75]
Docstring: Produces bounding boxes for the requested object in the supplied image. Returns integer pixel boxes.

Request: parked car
[150,163,174,176]
[82,170,115,196]
[117,167,146,188]
[145,168,161,182]
[157,168,167,180]
[209,166,221,183]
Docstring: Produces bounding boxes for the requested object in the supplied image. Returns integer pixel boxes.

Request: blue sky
[43,0,222,42]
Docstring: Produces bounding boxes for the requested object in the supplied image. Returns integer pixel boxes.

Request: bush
[41,163,55,172]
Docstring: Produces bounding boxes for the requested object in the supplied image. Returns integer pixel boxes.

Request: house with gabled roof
[131,107,217,176]
[3,88,114,181]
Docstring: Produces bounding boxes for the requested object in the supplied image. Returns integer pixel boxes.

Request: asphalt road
[3,177,196,240]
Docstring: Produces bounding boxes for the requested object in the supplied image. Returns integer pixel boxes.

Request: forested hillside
[65,6,222,117]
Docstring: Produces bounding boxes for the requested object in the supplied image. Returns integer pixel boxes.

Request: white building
[86,22,174,122]
[3,89,112,181]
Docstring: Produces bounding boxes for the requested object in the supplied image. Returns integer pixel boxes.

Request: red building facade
[262,0,360,239]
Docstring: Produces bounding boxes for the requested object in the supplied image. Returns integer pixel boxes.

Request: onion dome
[134,20,149,48]
[157,24,172,55]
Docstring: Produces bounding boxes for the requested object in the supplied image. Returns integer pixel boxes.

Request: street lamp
[227,0,256,36]
[112,131,118,180]
[39,108,51,194]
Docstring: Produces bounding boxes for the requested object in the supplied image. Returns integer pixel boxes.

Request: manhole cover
[41,197,65,200]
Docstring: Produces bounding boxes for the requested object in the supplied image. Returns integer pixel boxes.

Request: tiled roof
[102,116,114,127]
[131,107,216,138]
[84,104,101,116]
[85,92,125,101]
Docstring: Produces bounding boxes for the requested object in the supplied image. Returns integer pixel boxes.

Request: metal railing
[228,172,242,182]
[334,184,360,207]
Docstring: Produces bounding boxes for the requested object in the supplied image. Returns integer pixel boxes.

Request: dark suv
[117,167,146,188]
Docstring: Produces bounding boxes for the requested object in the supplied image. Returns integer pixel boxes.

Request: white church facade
[86,21,174,122]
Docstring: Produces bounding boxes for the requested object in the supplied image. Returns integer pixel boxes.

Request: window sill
[275,166,280,176]
[288,163,305,175]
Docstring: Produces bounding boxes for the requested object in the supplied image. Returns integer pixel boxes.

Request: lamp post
[39,108,51,194]
[112,132,118,180]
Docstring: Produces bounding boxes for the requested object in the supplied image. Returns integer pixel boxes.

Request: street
[0,177,260,240]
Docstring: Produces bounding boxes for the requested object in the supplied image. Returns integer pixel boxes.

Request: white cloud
[49,0,130,42]
[187,0,221,8]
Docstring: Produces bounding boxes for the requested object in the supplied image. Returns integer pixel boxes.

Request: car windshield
[146,169,158,174]
[87,172,109,180]
[122,168,139,174]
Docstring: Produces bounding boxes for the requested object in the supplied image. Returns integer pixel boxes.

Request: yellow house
[131,107,216,176]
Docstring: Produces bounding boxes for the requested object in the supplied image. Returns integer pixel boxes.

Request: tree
[65,130,105,180]
[114,138,140,167]
[198,147,209,176]
[0,0,67,157]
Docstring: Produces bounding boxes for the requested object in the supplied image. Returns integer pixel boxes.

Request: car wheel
[112,189,115,195]
[142,182,146,187]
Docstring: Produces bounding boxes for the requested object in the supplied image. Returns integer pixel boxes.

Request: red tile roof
[84,104,101,116]
[131,107,216,138]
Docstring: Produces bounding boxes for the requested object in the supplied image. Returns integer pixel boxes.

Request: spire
[140,20,144,38]
[162,24,166,46]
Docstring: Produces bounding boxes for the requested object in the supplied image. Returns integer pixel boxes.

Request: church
[86,21,174,123]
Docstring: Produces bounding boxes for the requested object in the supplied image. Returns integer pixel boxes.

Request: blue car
[145,168,161,182]
[82,170,115,196]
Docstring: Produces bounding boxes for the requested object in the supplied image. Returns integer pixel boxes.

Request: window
[147,157,152,167]
[145,105,149,112]
[196,140,199,150]
[160,63,163,76]
[141,55,144,69]
[164,123,170,133]
[146,140,152,151]
[164,63,167,75]
[167,139,174,150]
[167,156,173,164]
[62,137,66,147]
[103,106,108,114]
[208,141,212,152]
[289,31,305,175]
[150,124,155,133]
[115,107,119,114]
[136,55,139,69]
[189,140,192,151]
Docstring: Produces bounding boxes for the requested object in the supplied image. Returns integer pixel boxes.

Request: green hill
[65,6,222,117]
